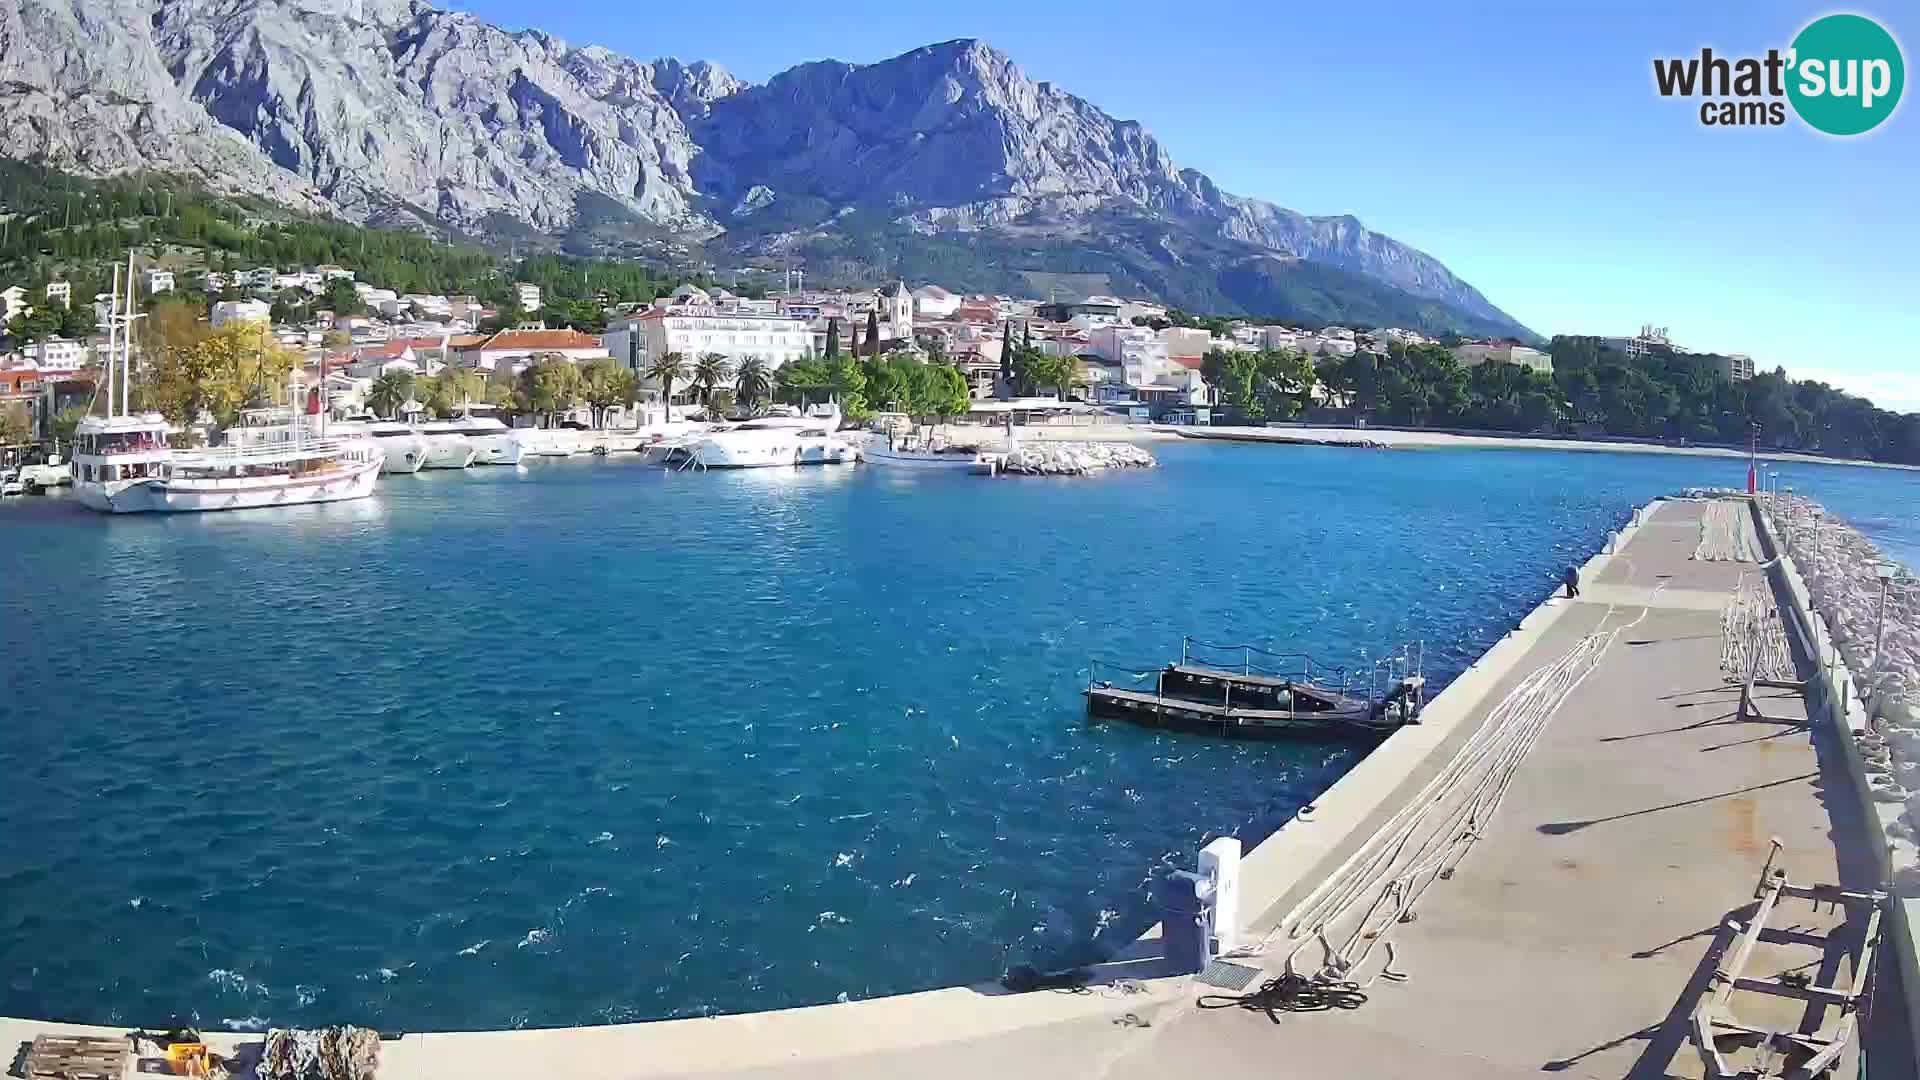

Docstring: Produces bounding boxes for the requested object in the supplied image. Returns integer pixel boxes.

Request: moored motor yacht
[411,420,479,469]
[436,405,526,465]
[331,415,426,474]
[676,418,857,469]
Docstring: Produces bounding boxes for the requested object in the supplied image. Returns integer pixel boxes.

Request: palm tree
[693,352,733,409]
[611,368,639,426]
[642,351,691,421]
[367,370,413,419]
[734,355,772,416]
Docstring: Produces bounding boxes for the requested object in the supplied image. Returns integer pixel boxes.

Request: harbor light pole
[1873,563,1896,676]
[1810,508,1823,576]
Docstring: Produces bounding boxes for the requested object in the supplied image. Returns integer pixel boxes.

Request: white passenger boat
[861,429,994,470]
[68,258,385,515]
[72,413,382,514]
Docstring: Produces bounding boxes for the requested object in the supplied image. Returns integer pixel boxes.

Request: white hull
[377,438,427,474]
[695,440,802,468]
[421,435,476,469]
[693,434,857,468]
[468,433,525,466]
[75,457,381,514]
[797,438,858,465]
[18,463,72,488]
[861,445,984,469]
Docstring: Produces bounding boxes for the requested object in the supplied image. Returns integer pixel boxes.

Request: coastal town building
[1036,295,1123,324]
[1118,299,1168,323]
[22,339,88,372]
[355,285,399,308]
[1602,324,1673,359]
[515,283,542,312]
[1,285,30,324]
[1162,327,1211,362]
[912,285,961,319]
[1298,333,1358,358]
[1718,353,1755,381]
[606,298,811,373]
[143,269,175,295]
[458,328,604,373]
[211,299,272,327]
[44,282,70,308]
[1452,339,1553,373]
[878,281,913,339]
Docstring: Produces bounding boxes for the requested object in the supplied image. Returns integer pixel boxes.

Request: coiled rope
[1222,572,1665,996]
[1720,571,1795,684]
[1694,499,1761,562]
[1196,972,1368,1021]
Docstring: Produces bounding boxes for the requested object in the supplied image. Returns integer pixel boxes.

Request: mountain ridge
[0,3,1531,336]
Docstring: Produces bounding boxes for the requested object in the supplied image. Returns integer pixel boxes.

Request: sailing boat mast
[122,251,136,417]
[101,264,121,418]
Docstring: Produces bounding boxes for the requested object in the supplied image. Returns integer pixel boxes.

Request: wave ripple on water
[5,442,1914,1029]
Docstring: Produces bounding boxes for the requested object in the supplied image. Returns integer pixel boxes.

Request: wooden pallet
[23,1033,128,1080]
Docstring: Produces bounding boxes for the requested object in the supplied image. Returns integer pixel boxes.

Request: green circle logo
[1787,14,1904,135]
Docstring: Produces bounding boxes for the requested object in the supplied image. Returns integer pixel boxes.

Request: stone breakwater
[1767,493,1920,890]
[998,442,1156,476]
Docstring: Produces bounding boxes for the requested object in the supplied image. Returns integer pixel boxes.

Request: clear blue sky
[461,1,1918,408]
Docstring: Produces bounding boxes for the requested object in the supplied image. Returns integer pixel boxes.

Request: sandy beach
[1171,425,1919,471]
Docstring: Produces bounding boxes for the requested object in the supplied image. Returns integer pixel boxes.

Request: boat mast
[102,265,120,419]
[122,251,136,417]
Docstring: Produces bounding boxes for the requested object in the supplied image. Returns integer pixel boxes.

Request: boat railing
[1355,640,1426,711]
[1180,636,1351,693]
[176,437,360,464]
[1088,654,1309,724]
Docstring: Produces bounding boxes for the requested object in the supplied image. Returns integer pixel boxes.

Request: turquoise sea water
[3,441,1918,1031]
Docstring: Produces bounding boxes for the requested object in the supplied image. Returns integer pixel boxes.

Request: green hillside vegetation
[0,161,732,338]
[1268,337,1920,464]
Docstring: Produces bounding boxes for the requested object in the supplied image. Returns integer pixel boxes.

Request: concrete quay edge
[1222,500,1657,942]
[1751,496,1920,1062]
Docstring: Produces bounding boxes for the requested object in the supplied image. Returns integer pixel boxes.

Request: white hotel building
[605,292,812,373]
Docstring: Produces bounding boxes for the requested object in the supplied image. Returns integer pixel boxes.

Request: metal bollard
[1199,837,1242,955]
[1159,870,1214,974]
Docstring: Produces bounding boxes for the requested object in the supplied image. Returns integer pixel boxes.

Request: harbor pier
[1096,496,1911,1078]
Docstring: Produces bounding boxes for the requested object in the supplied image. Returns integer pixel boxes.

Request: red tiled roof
[1171,355,1203,370]
[481,329,602,350]
[356,341,415,361]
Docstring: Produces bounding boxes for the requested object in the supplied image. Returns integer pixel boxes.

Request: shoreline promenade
[5,500,1910,1078]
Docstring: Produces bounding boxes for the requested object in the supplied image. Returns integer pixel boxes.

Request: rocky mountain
[0,0,1530,336]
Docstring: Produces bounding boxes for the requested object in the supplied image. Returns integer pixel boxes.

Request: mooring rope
[1694,499,1761,562]
[1720,572,1795,684]
[1223,576,1664,994]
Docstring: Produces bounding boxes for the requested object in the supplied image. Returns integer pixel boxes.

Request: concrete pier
[4,500,1908,1078]
[1100,497,1907,1078]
